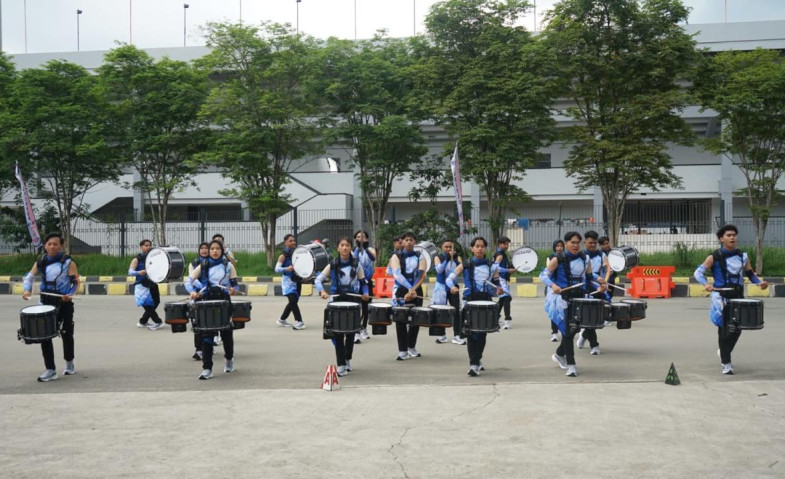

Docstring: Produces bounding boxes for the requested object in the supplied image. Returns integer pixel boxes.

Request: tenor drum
[464,300,499,333]
[145,247,186,283]
[18,305,59,343]
[325,302,362,334]
[621,299,647,320]
[191,300,232,332]
[292,244,330,280]
[411,307,434,327]
[231,301,252,323]
[414,241,439,273]
[368,303,392,325]
[511,246,539,273]
[610,303,631,322]
[608,246,639,273]
[727,299,764,332]
[392,306,413,324]
[430,304,455,328]
[570,298,606,329]
[164,302,189,325]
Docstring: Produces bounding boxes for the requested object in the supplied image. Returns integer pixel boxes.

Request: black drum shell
[325,302,362,334]
[464,302,499,333]
[19,306,59,343]
[231,301,252,323]
[430,306,455,328]
[621,299,647,320]
[164,302,189,325]
[392,306,412,324]
[368,304,392,325]
[571,298,605,329]
[191,300,232,332]
[411,307,433,327]
[727,299,764,332]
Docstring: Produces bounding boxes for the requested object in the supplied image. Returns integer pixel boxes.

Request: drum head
[511,247,538,273]
[369,303,392,309]
[430,305,454,310]
[607,250,627,272]
[467,301,496,306]
[22,305,56,314]
[730,299,762,304]
[330,302,358,308]
[413,244,434,273]
[145,248,171,283]
[292,247,316,278]
[412,307,431,312]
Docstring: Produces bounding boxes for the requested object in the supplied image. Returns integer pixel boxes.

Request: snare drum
[368,303,392,325]
[325,302,362,334]
[608,246,639,273]
[511,246,539,273]
[621,299,647,320]
[164,302,189,325]
[570,298,605,329]
[231,301,252,323]
[292,243,330,280]
[145,246,186,283]
[392,306,413,324]
[727,299,764,332]
[414,241,439,273]
[191,300,232,332]
[464,301,499,333]
[18,305,59,343]
[430,304,455,328]
[411,307,434,327]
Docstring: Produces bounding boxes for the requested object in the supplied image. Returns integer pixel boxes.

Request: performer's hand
[449,286,459,295]
[404,290,415,301]
[190,292,200,300]
[597,277,606,284]
[320,291,329,300]
[285,266,294,272]
[361,294,370,302]
[759,281,769,290]
[22,291,31,300]
[229,289,236,296]
[598,284,608,293]
[62,294,72,303]
[704,284,714,292]
[551,284,562,294]
[139,270,146,276]
[497,287,504,295]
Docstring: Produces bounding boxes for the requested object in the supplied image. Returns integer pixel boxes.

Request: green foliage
[376,207,475,264]
[0,52,19,197]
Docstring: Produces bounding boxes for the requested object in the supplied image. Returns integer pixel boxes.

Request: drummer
[598,236,618,301]
[693,224,767,374]
[212,233,237,267]
[388,232,427,361]
[433,239,464,345]
[316,237,371,376]
[352,230,376,343]
[546,239,565,342]
[21,233,81,382]
[446,236,506,376]
[540,231,594,377]
[185,242,209,360]
[186,239,240,380]
[493,236,514,330]
[576,230,611,355]
[127,239,164,330]
[274,234,305,330]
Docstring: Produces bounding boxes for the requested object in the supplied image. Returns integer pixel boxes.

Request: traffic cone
[665,362,680,386]
[321,365,340,391]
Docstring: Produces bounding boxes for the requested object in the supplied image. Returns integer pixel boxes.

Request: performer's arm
[694,255,713,291]
[743,256,767,289]
[315,264,331,299]
[22,263,37,300]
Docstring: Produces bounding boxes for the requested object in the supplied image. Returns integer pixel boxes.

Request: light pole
[183,3,189,47]
[129,0,132,44]
[24,0,28,52]
[296,0,301,34]
[413,0,416,36]
[239,0,242,23]
[354,0,357,40]
[76,9,83,51]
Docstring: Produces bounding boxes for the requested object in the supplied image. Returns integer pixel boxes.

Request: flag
[14,162,42,249]
[450,142,464,237]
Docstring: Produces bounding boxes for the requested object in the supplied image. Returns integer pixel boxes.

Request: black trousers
[360,280,374,329]
[395,286,423,352]
[141,306,162,324]
[446,291,462,335]
[550,321,559,334]
[497,295,512,321]
[282,292,303,323]
[333,333,355,366]
[555,302,578,365]
[581,328,599,348]
[201,328,234,370]
[41,302,75,370]
[467,332,487,366]
[718,326,741,364]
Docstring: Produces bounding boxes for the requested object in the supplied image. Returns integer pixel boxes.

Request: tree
[98,45,209,246]
[695,48,785,273]
[421,0,559,244]
[11,60,116,254]
[312,35,428,253]
[541,0,699,246]
[0,52,19,199]
[198,23,322,266]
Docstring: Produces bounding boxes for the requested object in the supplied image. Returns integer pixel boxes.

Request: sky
[1,0,784,54]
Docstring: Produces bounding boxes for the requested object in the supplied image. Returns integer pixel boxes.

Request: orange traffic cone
[321,365,340,391]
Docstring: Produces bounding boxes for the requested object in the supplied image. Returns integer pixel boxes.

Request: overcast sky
[1,0,784,54]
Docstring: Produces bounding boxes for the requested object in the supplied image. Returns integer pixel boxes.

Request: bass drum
[145,247,186,283]
[511,246,538,273]
[608,246,639,273]
[292,243,330,281]
[414,241,439,273]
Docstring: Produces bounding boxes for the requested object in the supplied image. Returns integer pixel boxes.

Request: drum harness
[33,254,76,334]
[555,251,588,300]
[134,252,155,288]
[198,257,234,301]
[712,249,745,300]
[494,248,511,281]
[329,256,363,296]
[394,250,422,297]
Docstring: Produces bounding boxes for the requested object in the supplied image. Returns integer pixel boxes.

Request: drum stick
[592,281,627,292]
[712,287,736,291]
[561,283,584,292]
[39,292,81,300]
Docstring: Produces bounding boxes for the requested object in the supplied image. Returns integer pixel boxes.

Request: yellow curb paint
[248,284,269,296]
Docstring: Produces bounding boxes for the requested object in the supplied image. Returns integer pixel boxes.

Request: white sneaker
[566,365,577,377]
[354,333,362,344]
[136,321,146,328]
[502,320,511,330]
[224,358,234,373]
[576,331,586,349]
[407,348,421,358]
[603,320,612,327]
[37,369,58,382]
[63,360,75,375]
[478,362,485,372]
[590,346,601,356]
[550,333,559,342]
[147,322,164,331]
[552,354,568,370]
[277,319,293,327]
[213,335,222,346]
[192,350,203,361]
[337,365,348,377]
[293,321,306,330]
[452,336,467,345]
[396,352,408,361]
[722,363,734,375]
[199,369,212,380]
[435,335,449,344]
[360,329,370,340]
[467,365,480,377]
[345,360,352,372]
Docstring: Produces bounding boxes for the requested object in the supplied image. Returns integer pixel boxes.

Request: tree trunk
[265,213,277,268]
[753,215,766,274]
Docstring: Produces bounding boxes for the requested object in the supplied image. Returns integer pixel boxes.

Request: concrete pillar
[470,180,480,233]
[592,186,604,223]
[719,155,734,224]
[132,170,144,221]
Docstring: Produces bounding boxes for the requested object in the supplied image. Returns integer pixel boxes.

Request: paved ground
[1,295,784,478]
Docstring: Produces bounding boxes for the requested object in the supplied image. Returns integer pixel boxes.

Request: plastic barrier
[373,267,394,298]
[626,266,675,299]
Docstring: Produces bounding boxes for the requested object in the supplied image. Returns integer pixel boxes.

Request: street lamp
[183,3,189,47]
[296,0,301,34]
[239,0,242,23]
[354,0,357,40]
[130,0,133,44]
[413,0,416,36]
[76,9,83,51]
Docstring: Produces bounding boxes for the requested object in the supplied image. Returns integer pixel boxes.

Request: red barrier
[626,266,675,299]
[373,267,394,298]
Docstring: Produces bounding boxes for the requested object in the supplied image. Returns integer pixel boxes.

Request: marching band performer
[275,234,306,330]
[576,230,610,355]
[546,239,565,342]
[21,233,81,382]
[493,236,514,330]
[127,239,163,330]
[433,239,464,345]
[447,237,505,376]
[388,232,427,361]
[186,242,210,360]
[186,240,239,380]
[598,236,618,302]
[352,230,376,343]
[316,237,371,376]
[694,224,767,374]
